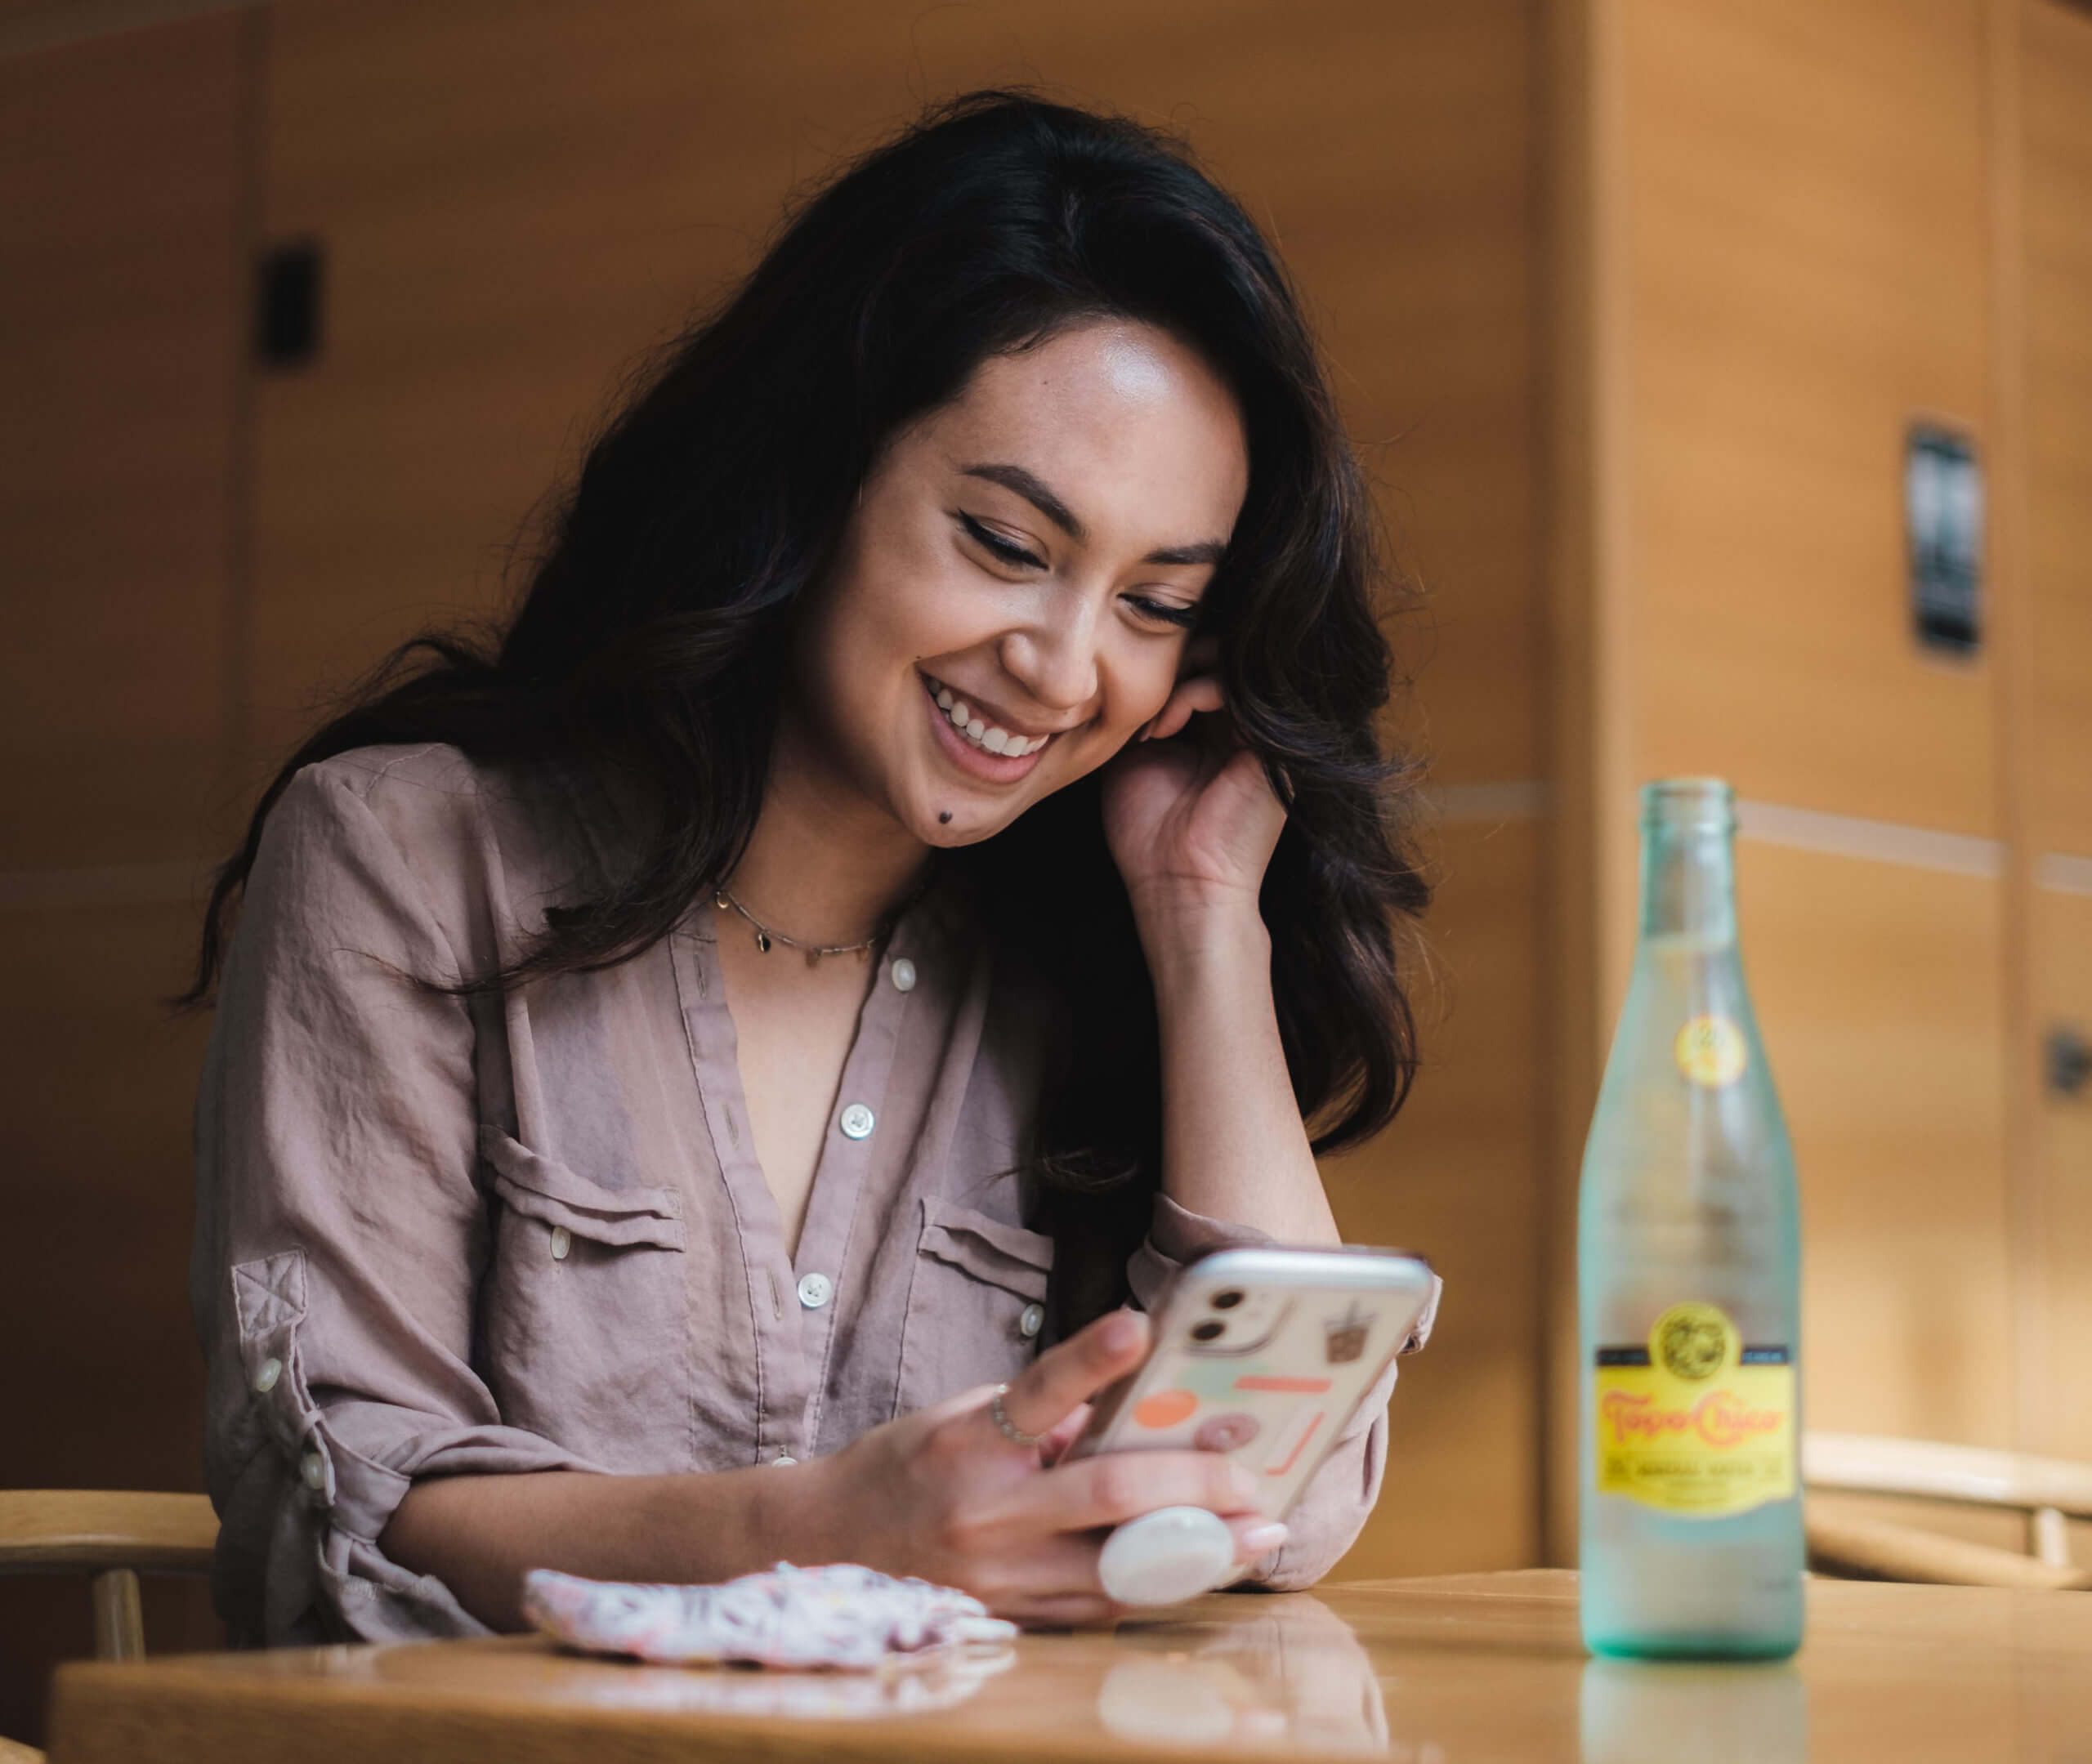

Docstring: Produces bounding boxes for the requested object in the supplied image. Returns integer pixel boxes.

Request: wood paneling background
[2019,0,2092,1463]
[0,11,248,1748]
[1543,0,2089,1555]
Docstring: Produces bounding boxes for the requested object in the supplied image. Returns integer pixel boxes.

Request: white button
[839,1103,875,1140]
[797,1271,834,1310]
[1017,1302,1045,1340]
[890,958,917,993]
[300,1451,326,1492]
[550,1226,571,1261]
[772,1454,798,1467]
[253,1357,283,1394]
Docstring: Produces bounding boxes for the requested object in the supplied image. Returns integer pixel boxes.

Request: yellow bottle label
[1593,1302,1795,1516]
[1674,1015,1747,1087]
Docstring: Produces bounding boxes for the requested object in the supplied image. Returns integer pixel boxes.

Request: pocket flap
[480,1128,687,1250]
[919,1198,1053,1301]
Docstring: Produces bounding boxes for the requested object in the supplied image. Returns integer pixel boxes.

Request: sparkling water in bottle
[1579,779,1804,1659]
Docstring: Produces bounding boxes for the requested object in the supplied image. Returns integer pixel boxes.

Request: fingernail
[1099,1310,1144,1354]
[1240,1522,1288,1560]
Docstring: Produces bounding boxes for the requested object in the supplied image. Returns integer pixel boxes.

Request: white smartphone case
[1066,1245,1437,1521]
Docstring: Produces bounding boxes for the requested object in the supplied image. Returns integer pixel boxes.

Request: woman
[186,90,1435,1644]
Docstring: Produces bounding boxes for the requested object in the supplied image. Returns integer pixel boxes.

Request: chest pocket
[478,1128,692,1471]
[894,1196,1056,1416]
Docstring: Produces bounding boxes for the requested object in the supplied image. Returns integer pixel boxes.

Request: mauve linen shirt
[191,744,1437,1644]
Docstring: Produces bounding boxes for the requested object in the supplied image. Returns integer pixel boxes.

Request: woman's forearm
[1144,904,1339,1245]
[380,1462,811,1631]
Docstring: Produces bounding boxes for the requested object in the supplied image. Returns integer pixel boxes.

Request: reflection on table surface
[47,1570,2092,1763]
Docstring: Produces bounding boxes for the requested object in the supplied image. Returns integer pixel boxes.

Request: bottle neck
[1638,821,1738,946]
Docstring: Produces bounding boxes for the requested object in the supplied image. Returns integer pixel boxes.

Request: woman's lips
[921,672,1053,784]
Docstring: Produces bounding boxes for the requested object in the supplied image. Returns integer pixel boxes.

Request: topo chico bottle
[1579,778,1804,1659]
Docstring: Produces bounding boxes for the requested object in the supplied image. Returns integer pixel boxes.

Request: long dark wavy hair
[184,90,1431,1322]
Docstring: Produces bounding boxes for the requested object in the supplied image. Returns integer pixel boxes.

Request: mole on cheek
[938,811,953,824]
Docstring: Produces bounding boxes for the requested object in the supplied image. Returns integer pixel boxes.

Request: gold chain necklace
[713,890,883,966]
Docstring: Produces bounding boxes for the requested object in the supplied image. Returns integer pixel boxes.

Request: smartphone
[1065,1244,1437,1521]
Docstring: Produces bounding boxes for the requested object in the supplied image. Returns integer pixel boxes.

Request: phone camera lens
[1191,1320,1227,1342]
[1210,1289,1245,1311]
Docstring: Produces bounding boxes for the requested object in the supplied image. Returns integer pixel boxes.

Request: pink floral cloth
[521,1563,1018,1668]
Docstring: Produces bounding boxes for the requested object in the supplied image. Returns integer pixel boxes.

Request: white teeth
[927,677,1050,758]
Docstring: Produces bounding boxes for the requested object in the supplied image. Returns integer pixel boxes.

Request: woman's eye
[958,513,1044,570]
[1125,594,1200,630]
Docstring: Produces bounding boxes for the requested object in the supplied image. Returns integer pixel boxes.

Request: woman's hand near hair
[1099,641,1339,1246]
[382,1310,1281,1631]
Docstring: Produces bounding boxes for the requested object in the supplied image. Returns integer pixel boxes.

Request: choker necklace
[713,890,885,966]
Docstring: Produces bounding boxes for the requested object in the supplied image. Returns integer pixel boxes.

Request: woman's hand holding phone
[788,1308,1288,1628]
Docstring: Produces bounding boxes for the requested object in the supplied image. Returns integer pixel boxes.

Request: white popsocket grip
[1097,1506,1238,1607]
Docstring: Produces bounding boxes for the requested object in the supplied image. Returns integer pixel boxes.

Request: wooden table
[46,1570,2092,1762]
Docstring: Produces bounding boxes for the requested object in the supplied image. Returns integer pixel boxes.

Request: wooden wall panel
[251,0,1541,785]
[0,12,242,869]
[2030,887,2092,1463]
[1737,841,2014,1445]
[256,0,1548,1573]
[1616,0,1998,838]
[2022,0,2092,857]
[1324,816,1545,1576]
[0,15,244,1748]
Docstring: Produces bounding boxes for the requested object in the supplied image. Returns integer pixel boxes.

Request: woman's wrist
[1134,889,1272,998]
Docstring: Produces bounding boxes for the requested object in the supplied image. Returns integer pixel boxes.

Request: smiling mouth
[919,672,1053,757]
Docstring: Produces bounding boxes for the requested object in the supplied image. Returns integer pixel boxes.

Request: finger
[1035,1403,1092,1467]
[1227,1516,1290,1569]
[1145,676,1224,744]
[1031,1447,1267,1532]
[991,1308,1150,1443]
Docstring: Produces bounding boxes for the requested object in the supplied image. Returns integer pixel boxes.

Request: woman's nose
[998,600,1100,713]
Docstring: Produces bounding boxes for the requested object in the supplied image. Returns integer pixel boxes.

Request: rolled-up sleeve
[1124,1192,1442,1592]
[191,761,600,1645]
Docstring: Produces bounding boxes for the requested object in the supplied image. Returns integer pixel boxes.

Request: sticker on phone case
[1132,1388,1198,1431]
[1234,1374,1332,1395]
[1322,1305,1373,1365]
[1263,1409,1325,1476]
[1192,1412,1261,1452]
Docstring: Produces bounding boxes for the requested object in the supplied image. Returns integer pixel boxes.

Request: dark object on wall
[256,241,323,368]
[1905,422,1982,656]
[2047,1025,2092,1101]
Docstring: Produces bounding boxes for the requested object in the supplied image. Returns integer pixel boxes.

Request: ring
[989,1383,1044,1448]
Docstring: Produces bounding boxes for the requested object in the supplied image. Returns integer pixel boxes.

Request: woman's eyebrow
[959,461,1228,568]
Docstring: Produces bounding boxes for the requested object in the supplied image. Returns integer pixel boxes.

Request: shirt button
[797,1271,834,1310]
[838,1103,875,1141]
[890,958,917,993]
[549,1226,572,1261]
[771,1454,798,1467]
[1018,1302,1045,1340]
[253,1357,283,1394]
[300,1451,326,1492]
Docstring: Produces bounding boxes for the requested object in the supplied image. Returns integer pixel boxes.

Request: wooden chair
[1803,1431,2092,1591]
[0,1490,218,1762]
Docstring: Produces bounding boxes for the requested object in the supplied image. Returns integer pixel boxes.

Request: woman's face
[786,318,1250,847]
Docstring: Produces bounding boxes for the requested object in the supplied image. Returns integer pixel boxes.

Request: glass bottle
[1578,779,1804,1659]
